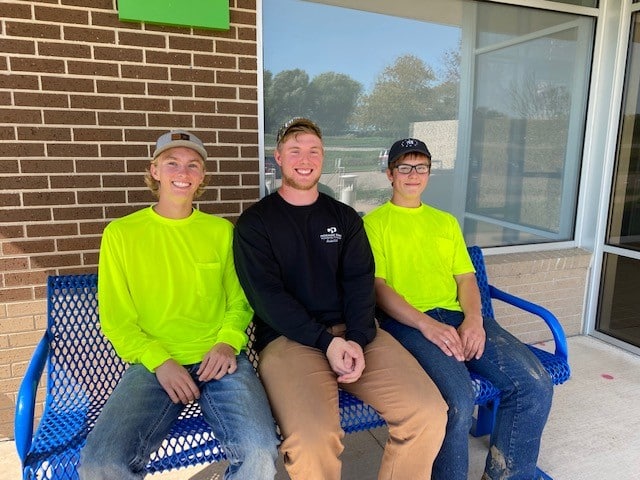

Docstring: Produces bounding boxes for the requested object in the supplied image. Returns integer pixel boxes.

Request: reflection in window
[263,0,595,248]
[606,13,640,252]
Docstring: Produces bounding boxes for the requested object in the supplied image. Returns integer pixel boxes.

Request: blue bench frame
[14,246,570,480]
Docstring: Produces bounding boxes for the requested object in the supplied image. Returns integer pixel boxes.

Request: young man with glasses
[363,138,554,480]
[233,119,447,480]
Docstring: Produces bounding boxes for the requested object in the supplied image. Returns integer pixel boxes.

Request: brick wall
[484,248,591,344]
[0,0,259,439]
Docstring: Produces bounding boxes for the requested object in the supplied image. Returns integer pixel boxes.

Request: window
[262,0,595,248]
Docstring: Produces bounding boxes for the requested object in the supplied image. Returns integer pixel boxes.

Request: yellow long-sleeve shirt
[98,206,252,372]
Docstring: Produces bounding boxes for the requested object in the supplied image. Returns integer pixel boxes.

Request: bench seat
[14,246,570,479]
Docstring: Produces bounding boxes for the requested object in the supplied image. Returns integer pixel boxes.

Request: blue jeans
[379,309,553,480]
[78,353,279,480]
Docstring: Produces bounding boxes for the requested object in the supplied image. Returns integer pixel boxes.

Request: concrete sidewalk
[4,335,640,479]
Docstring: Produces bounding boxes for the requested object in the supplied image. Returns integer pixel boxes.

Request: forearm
[455,273,484,325]
[374,278,434,332]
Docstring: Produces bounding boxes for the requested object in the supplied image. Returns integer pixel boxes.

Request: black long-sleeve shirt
[233,192,377,353]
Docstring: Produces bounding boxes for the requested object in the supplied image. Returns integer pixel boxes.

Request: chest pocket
[195,262,222,299]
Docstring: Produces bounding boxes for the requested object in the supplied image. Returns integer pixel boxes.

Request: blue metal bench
[14,246,570,480]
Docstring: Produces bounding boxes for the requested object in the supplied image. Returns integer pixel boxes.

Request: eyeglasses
[395,164,430,175]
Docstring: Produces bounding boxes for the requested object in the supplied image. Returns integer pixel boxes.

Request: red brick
[195,115,237,129]
[32,253,82,269]
[218,70,257,86]
[118,31,166,48]
[0,127,15,141]
[193,54,236,69]
[17,127,71,141]
[61,0,114,9]
[21,159,74,174]
[43,109,97,125]
[1,3,32,19]
[217,100,257,115]
[76,190,126,204]
[56,235,101,252]
[91,11,125,29]
[216,40,255,56]
[0,225,25,238]
[0,193,20,207]
[0,258,29,272]
[0,73,39,90]
[35,5,89,24]
[146,50,192,66]
[0,175,49,190]
[14,92,69,108]
[63,26,115,44]
[232,9,257,26]
[96,79,146,95]
[121,64,169,81]
[148,82,193,97]
[76,159,124,173]
[0,38,36,55]
[0,288,33,303]
[239,57,257,71]
[47,143,99,157]
[100,144,147,158]
[73,128,123,142]
[79,221,108,235]
[26,223,78,238]
[102,174,146,188]
[0,142,45,158]
[4,270,49,288]
[6,21,61,40]
[3,239,55,255]
[52,206,103,221]
[50,175,101,189]
[123,97,170,112]
[96,111,145,127]
[172,99,217,114]
[94,46,142,62]
[0,208,51,223]
[70,94,121,110]
[41,76,94,93]
[38,41,92,59]
[169,36,214,52]
[147,113,194,127]
[0,108,42,124]
[23,191,75,207]
[68,60,119,77]
[237,26,257,42]
[170,67,215,84]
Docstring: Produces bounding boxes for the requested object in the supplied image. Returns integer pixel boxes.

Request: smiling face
[388,152,431,207]
[275,131,324,192]
[150,146,206,202]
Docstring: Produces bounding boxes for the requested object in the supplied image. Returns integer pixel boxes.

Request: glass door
[596,12,640,348]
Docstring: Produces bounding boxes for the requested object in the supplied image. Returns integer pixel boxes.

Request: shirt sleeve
[98,224,171,372]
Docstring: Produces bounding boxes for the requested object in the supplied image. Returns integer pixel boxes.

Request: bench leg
[536,467,553,479]
[471,399,499,437]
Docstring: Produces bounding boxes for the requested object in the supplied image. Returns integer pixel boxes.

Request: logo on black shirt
[320,226,342,243]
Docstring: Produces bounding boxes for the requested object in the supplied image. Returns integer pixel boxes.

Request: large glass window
[597,12,640,348]
[262,0,595,248]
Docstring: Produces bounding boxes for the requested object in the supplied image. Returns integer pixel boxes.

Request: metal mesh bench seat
[15,246,570,479]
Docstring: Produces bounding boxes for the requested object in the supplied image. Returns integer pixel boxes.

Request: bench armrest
[488,284,568,362]
[15,333,50,463]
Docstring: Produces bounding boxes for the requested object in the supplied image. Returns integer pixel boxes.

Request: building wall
[0,0,591,443]
[0,0,259,439]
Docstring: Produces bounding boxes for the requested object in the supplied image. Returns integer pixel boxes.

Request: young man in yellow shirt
[79,130,278,480]
[364,138,553,480]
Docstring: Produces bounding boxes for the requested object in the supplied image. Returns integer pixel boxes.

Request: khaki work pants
[258,327,447,480]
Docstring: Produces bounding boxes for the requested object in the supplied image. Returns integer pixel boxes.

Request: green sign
[119,0,229,30]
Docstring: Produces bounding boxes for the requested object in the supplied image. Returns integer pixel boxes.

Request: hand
[197,343,237,382]
[326,337,366,383]
[418,315,465,361]
[155,359,200,404]
[458,317,486,361]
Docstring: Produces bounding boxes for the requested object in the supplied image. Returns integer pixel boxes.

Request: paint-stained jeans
[78,353,279,480]
[379,309,553,480]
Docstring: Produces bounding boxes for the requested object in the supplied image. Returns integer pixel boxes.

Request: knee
[443,390,475,432]
[281,424,344,462]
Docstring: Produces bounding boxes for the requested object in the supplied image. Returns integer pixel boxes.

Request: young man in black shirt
[233,118,447,480]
